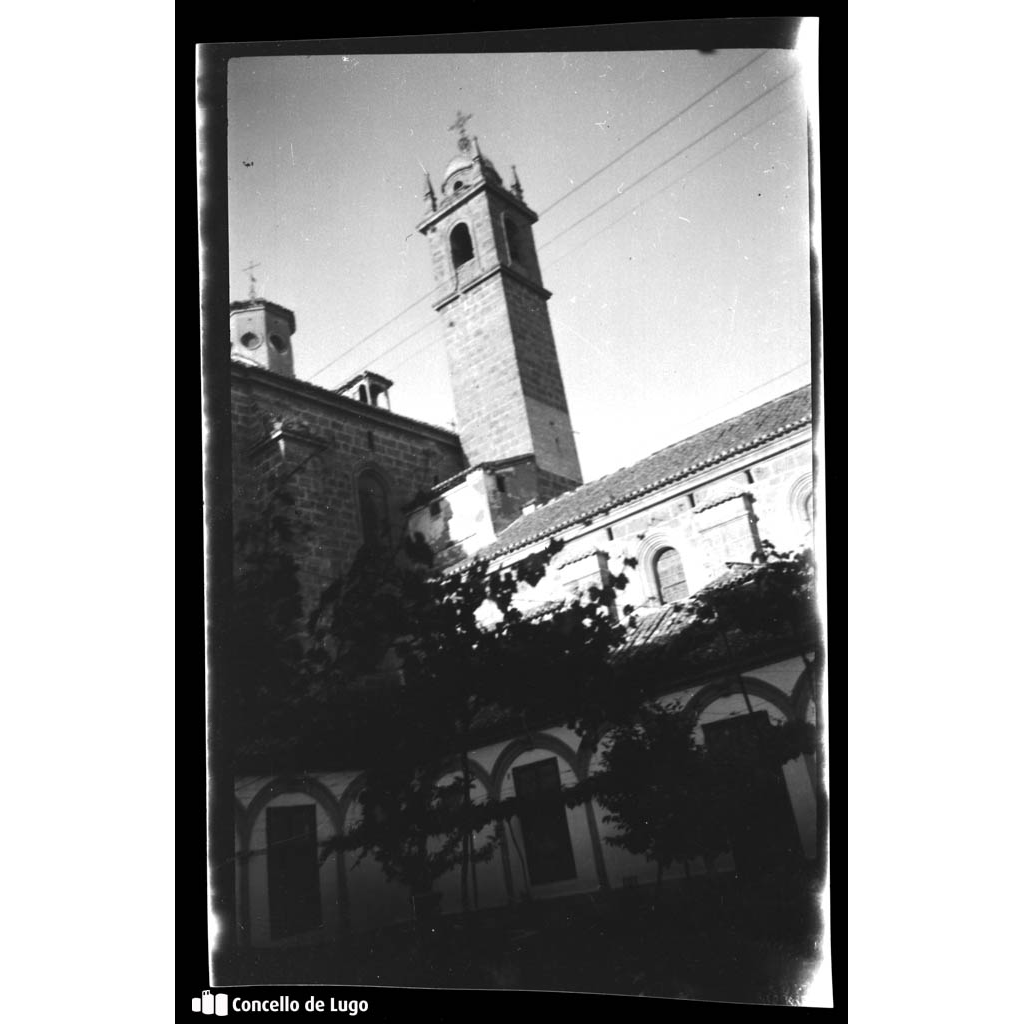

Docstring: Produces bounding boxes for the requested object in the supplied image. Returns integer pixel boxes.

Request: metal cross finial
[448,110,473,152]
[242,260,261,300]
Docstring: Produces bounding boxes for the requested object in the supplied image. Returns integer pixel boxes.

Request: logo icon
[191,991,228,1015]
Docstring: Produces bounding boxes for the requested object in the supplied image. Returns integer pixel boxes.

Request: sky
[227,46,813,482]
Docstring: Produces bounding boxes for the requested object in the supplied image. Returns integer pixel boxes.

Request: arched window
[653,547,689,604]
[788,474,814,536]
[450,222,474,270]
[503,214,523,264]
[801,491,814,528]
[357,471,391,548]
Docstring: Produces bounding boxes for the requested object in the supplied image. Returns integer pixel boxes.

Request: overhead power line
[308,56,779,383]
[539,71,796,255]
[370,100,802,380]
[309,68,798,385]
[546,99,799,270]
[539,49,769,217]
[670,360,812,440]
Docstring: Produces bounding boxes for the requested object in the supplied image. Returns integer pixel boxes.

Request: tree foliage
[580,702,731,880]
[228,473,821,905]
[308,533,634,904]
[689,542,817,641]
[578,701,818,886]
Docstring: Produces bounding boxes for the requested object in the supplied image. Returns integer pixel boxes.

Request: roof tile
[463,385,811,566]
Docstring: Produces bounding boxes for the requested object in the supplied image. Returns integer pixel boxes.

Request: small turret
[230,297,296,378]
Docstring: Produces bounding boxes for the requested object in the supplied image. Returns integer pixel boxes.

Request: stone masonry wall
[426,184,581,488]
[511,434,814,614]
[441,272,535,466]
[231,369,466,618]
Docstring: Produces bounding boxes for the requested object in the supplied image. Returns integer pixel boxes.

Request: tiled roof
[463,385,812,566]
[610,563,753,664]
[611,602,693,662]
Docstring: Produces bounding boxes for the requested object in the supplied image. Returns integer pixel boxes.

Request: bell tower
[229,264,296,378]
[417,114,583,501]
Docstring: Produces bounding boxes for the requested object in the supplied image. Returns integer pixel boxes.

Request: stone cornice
[417,179,538,234]
[432,262,552,311]
[245,424,329,462]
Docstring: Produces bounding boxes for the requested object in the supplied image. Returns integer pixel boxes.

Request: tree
[311,534,635,914]
[578,701,731,892]
[579,701,817,893]
[224,474,308,770]
[688,543,819,672]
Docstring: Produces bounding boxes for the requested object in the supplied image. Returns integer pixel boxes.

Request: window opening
[653,547,689,604]
[266,805,322,940]
[504,215,523,264]
[512,758,576,886]
[450,223,474,269]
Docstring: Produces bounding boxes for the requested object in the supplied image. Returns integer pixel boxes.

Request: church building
[226,120,820,949]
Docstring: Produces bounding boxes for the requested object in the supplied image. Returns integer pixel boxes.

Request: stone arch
[431,756,496,799]
[337,771,368,825]
[791,663,818,722]
[789,662,822,793]
[491,733,609,892]
[787,472,815,537]
[449,221,475,271]
[242,775,349,939]
[681,675,797,733]
[491,733,584,790]
[575,720,621,781]
[244,775,345,840]
[634,529,693,606]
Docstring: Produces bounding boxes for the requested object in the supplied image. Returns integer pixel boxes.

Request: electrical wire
[539,49,770,217]
[372,99,802,379]
[538,72,796,256]
[307,56,788,384]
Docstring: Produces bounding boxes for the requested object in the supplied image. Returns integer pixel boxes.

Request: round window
[240,332,262,350]
[269,334,288,353]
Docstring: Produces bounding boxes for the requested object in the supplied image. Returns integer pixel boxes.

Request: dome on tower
[443,153,475,182]
[441,141,503,199]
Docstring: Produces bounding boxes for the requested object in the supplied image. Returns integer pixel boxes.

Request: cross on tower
[242,260,261,300]
[448,110,473,152]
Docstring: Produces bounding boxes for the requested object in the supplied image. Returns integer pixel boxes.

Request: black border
[193,16,843,1016]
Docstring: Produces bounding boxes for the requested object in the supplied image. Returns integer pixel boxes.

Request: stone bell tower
[229,264,296,378]
[417,113,583,501]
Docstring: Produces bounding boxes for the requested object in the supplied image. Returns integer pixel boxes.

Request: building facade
[225,127,820,949]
